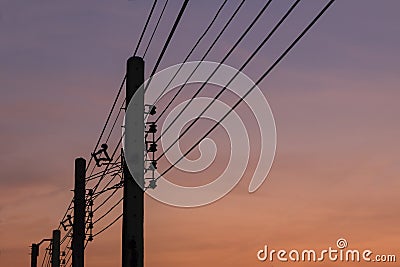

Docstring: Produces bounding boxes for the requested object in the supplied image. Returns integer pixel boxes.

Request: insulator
[149,179,157,189]
[100,143,108,150]
[147,124,157,133]
[151,160,157,169]
[148,143,157,152]
[149,106,156,115]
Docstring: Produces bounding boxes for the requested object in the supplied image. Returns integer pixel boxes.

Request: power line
[93,214,123,238]
[86,76,125,173]
[156,0,300,161]
[134,0,159,56]
[45,251,51,267]
[92,179,123,199]
[40,246,49,267]
[155,0,336,180]
[86,155,121,190]
[68,3,159,247]
[33,2,336,266]
[87,0,158,172]
[150,0,190,77]
[91,142,122,194]
[86,161,122,180]
[63,241,73,267]
[143,0,170,57]
[87,0,190,200]
[60,229,72,245]
[153,0,240,123]
[58,2,264,255]
[51,144,122,265]
[57,202,73,231]
[34,2,169,267]
[53,0,181,245]
[104,99,126,144]
[153,0,272,139]
[93,187,121,213]
[62,238,73,262]
[85,165,122,182]
[58,167,122,265]
[93,197,123,225]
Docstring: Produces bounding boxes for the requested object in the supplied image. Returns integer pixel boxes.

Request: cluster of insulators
[86,189,94,242]
[144,105,157,189]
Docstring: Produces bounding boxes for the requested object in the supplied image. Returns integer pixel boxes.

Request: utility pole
[51,230,61,267]
[72,157,86,267]
[31,243,39,267]
[30,237,53,267]
[122,56,144,267]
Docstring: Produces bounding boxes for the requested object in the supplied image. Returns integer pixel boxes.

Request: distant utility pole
[30,243,39,267]
[72,158,86,267]
[30,237,53,267]
[122,56,145,267]
[51,230,61,267]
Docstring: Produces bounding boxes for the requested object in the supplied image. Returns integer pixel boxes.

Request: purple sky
[1,1,400,266]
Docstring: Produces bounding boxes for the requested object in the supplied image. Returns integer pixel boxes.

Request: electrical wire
[86,164,122,182]
[91,143,122,194]
[152,0,273,140]
[33,2,161,266]
[93,214,123,238]
[93,197,123,224]
[33,2,336,266]
[105,100,126,144]
[134,0,159,56]
[152,0,240,123]
[93,186,121,213]
[40,246,49,267]
[86,0,157,171]
[155,0,336,179]
[156,0,300,161]
[150,0,190,77]
[60,228,72,245]
[143,0,170,57]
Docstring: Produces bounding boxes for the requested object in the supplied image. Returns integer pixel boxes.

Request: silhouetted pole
[51,230,61,267]
[122,56,144,267]
[31,243,39,267]
[30,238,52,267]
[72,158,86,267]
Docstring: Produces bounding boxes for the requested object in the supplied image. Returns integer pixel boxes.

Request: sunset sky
[1,0,400,266]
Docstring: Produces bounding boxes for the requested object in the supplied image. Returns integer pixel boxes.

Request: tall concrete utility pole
[72,158,86,267]
[122,56,144,267]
